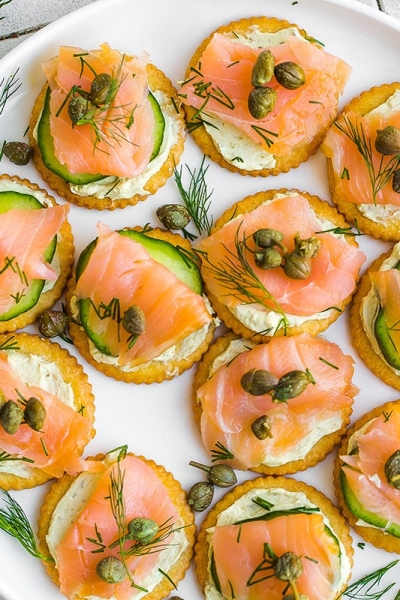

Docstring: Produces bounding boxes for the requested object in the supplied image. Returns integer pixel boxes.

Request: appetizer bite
[0,332,95,490]
[334,400,400,553]
[350,243,400,391]
[322,82,400,241]
[25,446,194,600]
[194,476,353,600]
[66,224,216,383]
[196,188,365,340]
[180,16,351,176]
[0,174,73,332]
[192,331,358,474]
[29,43,186,210]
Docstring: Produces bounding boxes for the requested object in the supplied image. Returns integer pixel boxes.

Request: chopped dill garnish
[319,357,339,370]
[0,69,21,115]
[309,99,324,105]
[158,568,177,589]
[358,542,366,550]
[341,167,350,180]
[232,156,244,163]
[341,559,399,598]
[305,35,325,46]
[0,335,19,351]
[227,60,240,68]
[40,438,49,457]
[252,496,274,511]
[211,441,235,462]
[383,410,393,422]
[0,451,34,464]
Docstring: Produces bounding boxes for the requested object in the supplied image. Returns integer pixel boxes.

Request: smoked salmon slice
[42,44,155,178]
[181,33,351,154]
[0,204,69,314]
[196,333,357,470]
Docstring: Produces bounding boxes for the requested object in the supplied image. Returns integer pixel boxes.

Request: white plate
[1,0,400,598]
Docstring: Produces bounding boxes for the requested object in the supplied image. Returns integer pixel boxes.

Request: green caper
[375,125,400,155]
[254,248,282,270]
[95,556,127,583]
[90,73,113,106]
[384,449,400,489]
[283,594,309,600]
[248,86,277,119]
[187,481,214,512]
[169,597,184,600]
[283,253,311,280]
[253,228,284,249]
[122,305,146,336]
[251,414,273,440]
[38,310,69,338]
[274,552,303,582]
[24,397,46,432]
[156,204,191,230]
[241,369,279,396]
[189,461,237,487]
[0,400,24,435]
[274,62,306,90]
[251,50,275,87]
[127,517,159,543]
[272,370,311,402]
[292,234,321,259]
[68,96,93,125]
[393,169,400,193]
[3,141,32,166]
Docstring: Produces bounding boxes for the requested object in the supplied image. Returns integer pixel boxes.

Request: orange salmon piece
[196,194,365,316]
[42,44,154,178]
[181,34,351,153]
[341,407,400,525]
[369,268,400,355]
[74,223,212,367]
[0,352,92,477]
[198,334,357,469]
[0,204,69,313]
[322,110,400,206]
[56,455,180,600]
[211,513,341,600]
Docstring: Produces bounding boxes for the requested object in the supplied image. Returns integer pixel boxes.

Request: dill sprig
[0,335,19,350]
[197,223,288,334]
[174,155,214,239]
[210,441,235,462]
[333,114,400,205]
[341,560,399,598]
[0,451,34,464]
[0,490,53,562]
[0,69,21,116]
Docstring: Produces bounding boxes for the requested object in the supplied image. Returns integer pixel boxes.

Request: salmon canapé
[194,333,358,473]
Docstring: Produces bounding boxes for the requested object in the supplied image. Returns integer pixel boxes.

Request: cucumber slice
[0,191,57,322]
[340,469,400,537]
[37,87,165,185]
[374,308,400,369]
[76,229,203,356]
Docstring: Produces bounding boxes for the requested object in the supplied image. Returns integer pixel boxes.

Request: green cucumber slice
[0,191,57,322]
[375,308,400,370]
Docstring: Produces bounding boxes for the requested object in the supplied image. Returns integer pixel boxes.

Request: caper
[375,125,400,155]
[122,305,146,336]
[68,96,93,125]
[253,228,284,249]
[251,50,275,87]
[254,247,282,269]
[90,72,113,106]
[292,234,321,259]
[0,400,24,435]
[384,449,400,489]
[127,517,159,543]
[156,204,191,230]
[38,309,69,338]
[95,556,127,583]
[283,594,309,600]
[248,86,277,119]
[272,370,311,402]
[251,414,273,440]
[24,397,46,432]
[393,169,400,193]
[241,368,279,396]
[187,481,214,512]
[283,253,311,280]
[274,551,303,582]
[274,62,306,90]
[169,597,184,600]
[189,461,237,487]
[3,141,32,166]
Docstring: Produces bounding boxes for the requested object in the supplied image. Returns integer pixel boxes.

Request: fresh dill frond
[0,69,21,115]
[174,155,214,238]
[210,441,235,462]
[341,559,399,598]
[0,490,54,561]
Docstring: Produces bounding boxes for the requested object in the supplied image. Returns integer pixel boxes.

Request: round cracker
[66,228,215,384]
[334,400,400,553]
[325,82,400,241]
[0,332,95,490]
[0,174,74,333]
[199,188,362,341]
[183,16,344,177]
[37,452,196,600]
[194,475,353,598]
[29,63,186,210]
